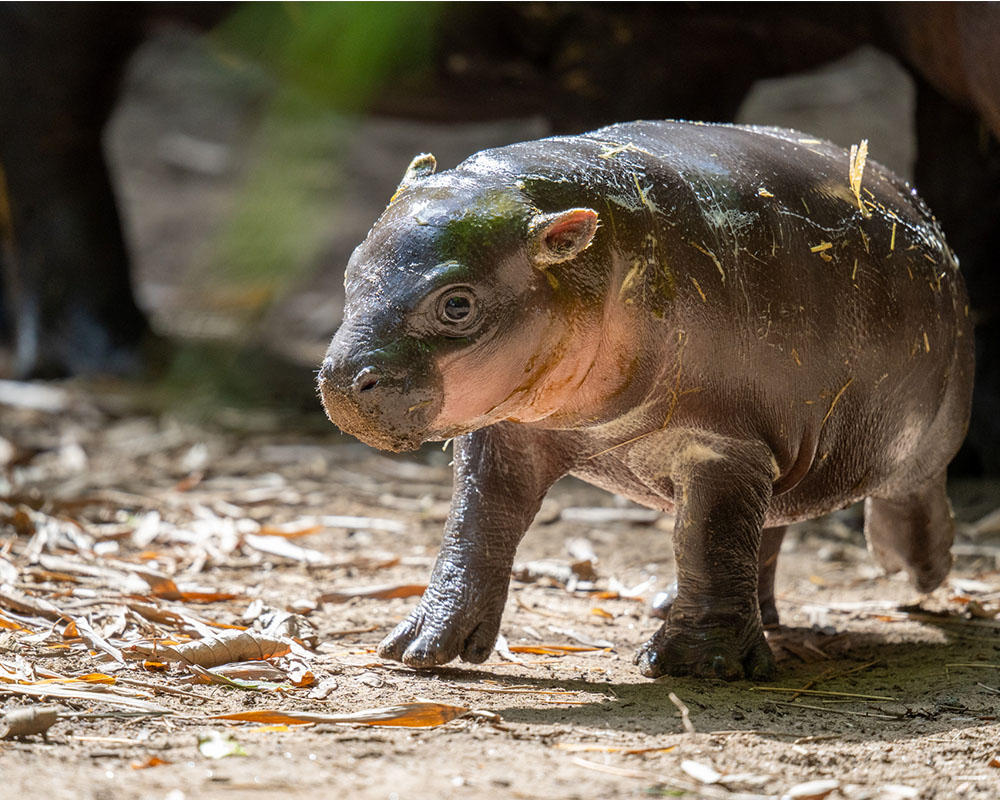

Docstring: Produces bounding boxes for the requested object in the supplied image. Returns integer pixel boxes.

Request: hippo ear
[529,208,599,266]
[391,153,437,202]
[402,152,437,183]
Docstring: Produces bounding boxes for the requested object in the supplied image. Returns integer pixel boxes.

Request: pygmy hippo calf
[318,121,973,680]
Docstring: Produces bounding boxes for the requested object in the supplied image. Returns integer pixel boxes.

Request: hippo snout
[318,352,442,452]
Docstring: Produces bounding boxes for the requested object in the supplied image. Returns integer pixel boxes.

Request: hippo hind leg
[864,471,954,594]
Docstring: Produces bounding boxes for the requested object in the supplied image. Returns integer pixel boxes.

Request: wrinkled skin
[319,121,974,681]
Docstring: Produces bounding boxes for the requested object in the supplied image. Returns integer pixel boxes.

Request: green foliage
[194,3,445,323]
[216,2,442,111]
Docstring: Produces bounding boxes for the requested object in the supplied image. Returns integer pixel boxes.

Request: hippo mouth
[342,426,426,453]
[318,378,439,453]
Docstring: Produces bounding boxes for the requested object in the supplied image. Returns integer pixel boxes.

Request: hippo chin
[319,121,974,681]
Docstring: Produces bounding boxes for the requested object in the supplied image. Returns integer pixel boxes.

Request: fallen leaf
[318,584,426,604]
[243,724,296,733]
[243,534,329,565]
[308,678,340,700]
[1,706,59,739]
[34,673,116,686]
[494,633,525,665]
[197,662,289,682]
[143,630,292,667]
[130,568,182,600]
[782,779,840,799]
[130,756,171,769]
[507,644,606,655]
[0,583,63,620]
[73,617,125,665]
[878,786,918,799]
[0,682,169,713]
[256,524,324,539]
[209,701,469,728]
[186,664,289,691]
[0,612,26,631]
[0,558,17,584]
[681,759,721,784]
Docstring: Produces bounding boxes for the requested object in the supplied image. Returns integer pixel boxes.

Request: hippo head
[318,153,600,451]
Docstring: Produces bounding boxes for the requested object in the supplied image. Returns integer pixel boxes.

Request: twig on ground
[751,687,896,701]
[669,691,695,733]
[769,700,905,720]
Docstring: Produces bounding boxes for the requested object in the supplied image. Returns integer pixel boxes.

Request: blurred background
[1,2,998,471]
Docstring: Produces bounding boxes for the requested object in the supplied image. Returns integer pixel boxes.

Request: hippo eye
[443,295,472,321]
[435,288,478,334]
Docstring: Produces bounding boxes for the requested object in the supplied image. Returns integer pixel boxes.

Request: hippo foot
[634,617,775,681]
[378,595,504,668]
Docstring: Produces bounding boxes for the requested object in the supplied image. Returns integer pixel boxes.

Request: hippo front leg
[635,439,776,681]
[379,424,565,668]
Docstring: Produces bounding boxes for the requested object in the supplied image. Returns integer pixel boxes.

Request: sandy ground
[0,384,999,800]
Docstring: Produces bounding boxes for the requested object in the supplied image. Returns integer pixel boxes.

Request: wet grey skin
[318,121,974,681]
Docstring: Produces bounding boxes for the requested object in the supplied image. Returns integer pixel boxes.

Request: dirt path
[1,384,998,800]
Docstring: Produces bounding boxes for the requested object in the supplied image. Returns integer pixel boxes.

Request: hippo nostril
[352,367,379,395]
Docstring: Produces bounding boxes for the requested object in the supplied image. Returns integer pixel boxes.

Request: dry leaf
[73,617,125,665]
[878,786,918,799]
[34,673,116,686]
[126,601,246,634]
[243,534,329,565]
[148,630,291,667]
[130,568,181,600]
[0,584,63,620]
[130,756,171,769]
[258,609,319,648]
[681,760,721,784]
[0,682,169,713]
[507,644,606,655]
[318,584,426,604]
[198,662,289,682]
[512,559,595,586]
[0,557,17,584]
[494,633,525,665]
[256,524,324,539]
[177,589,242,603]
[782,779,840,799]
[308,678,340,700]
[1,706,59,739]
[185,664,288,690]
[0,612,26,631]
[210,701,469,728]
[283,657,314,687]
